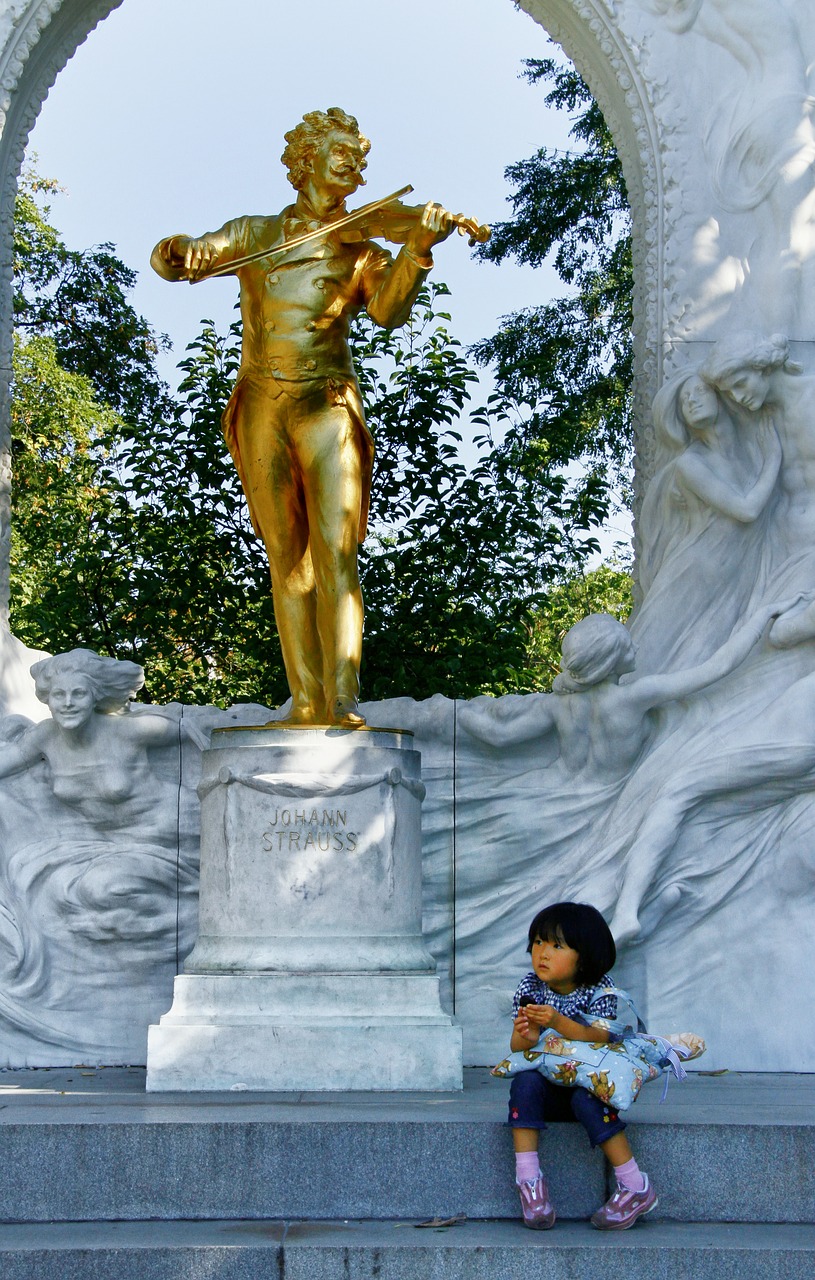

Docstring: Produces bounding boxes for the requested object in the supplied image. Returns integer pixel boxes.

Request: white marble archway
[1,1,815,1072]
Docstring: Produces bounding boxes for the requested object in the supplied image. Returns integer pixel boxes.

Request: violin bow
[192,184,415,282]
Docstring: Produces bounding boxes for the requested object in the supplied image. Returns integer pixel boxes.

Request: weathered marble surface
[147,727,461,1091]
[628,0,815,344]
[0,0,813,1078]
[370,674,815,1074]
[2,653,815,1076]
[0,648,272,1066]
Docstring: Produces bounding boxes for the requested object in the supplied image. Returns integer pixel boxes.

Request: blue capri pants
[508,1071,626,1148]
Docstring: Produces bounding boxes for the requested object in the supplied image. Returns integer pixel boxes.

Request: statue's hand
[767,591,809,620]
[406,202,455,260]
[181,237,217,281]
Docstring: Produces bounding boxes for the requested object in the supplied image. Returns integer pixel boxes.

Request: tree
[11,171,277,706]
[354,283,610,699]
[10,331,121,644]
[467,56,636,687]
[13,172,172,430]
[473,56,634,511]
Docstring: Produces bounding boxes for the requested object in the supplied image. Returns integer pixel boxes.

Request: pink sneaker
[517,1173,556,1230]
[591,1174,658,1230]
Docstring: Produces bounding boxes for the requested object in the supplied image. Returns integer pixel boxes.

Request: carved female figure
[0,650,203,1059]
[630,371,781,672]
[0,649,199,838]
[459,603,786,785]
[449,601,791,1033]
[701,332,815,633]
[586,603,815,947]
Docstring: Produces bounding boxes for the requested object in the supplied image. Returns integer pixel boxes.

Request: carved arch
[0,0,665,617]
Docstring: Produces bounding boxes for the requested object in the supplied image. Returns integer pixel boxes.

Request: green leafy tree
[13,172,172,429]
[11,311,283,706]
[473,56,634,508]
[10,172,274,705]
[354,284,609,698]
[470,56,636,670]
[10,331,120,643]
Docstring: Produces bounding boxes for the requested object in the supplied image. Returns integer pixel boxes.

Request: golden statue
[151,107,488,727]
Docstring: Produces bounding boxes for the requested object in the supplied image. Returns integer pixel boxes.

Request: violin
[336,186,491,249]
[197,185,490,281]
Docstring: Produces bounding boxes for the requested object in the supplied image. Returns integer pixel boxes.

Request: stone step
[0,1068,812,1226]
[2,1219,815,1280]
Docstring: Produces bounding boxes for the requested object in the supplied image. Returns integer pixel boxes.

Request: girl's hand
[525,1004,562,1031]
[512,1011,541,1046]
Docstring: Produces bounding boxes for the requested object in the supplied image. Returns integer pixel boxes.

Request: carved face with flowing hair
[281,107,371,192]
[652,370,721,453]
[31,649,145,717]
[553,614,637,693]
[701,332,801,413]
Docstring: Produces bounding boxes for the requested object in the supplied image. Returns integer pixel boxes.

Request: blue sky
[26,0,571,372]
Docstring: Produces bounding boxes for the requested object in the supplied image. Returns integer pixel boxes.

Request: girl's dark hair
[527,901,616,985]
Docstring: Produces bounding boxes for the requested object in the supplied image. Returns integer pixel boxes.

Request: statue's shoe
[330,696,367,728]
[277,702,323,726]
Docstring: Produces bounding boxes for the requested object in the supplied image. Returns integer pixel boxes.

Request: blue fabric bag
[491,986,693,1111]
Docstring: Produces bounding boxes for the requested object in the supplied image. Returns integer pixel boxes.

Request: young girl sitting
[508,900,655,1231]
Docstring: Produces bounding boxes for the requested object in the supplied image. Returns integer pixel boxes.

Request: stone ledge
[0,1069,812,1225]
[1,1220,815,1280]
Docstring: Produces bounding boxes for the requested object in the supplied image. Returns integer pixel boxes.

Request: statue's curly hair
[281,107,370,191]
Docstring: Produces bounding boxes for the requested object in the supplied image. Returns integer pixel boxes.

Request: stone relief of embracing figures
[459,331,815,963]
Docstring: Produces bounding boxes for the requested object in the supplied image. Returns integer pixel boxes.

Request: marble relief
[0,0,814,1075]
[0,649,270,1064]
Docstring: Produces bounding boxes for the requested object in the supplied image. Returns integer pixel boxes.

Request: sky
[24,0,631,553]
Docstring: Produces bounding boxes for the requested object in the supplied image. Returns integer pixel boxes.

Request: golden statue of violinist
[151,107,488,727]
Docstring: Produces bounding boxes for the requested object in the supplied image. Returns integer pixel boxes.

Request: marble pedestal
[146,726,462,1091]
